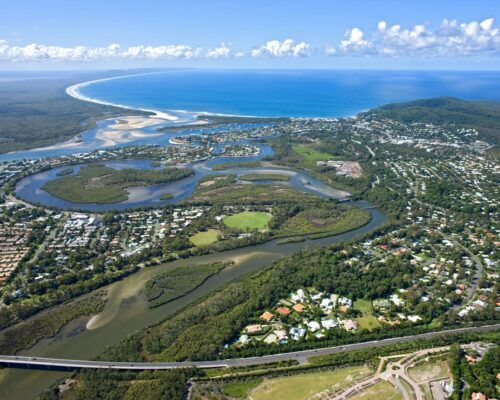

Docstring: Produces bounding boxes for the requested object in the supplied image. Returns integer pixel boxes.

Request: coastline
[65,71,291,120]
[66,72,180,121]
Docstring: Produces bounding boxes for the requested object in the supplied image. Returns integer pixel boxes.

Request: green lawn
[223,211,272,231]
[356,315,381,330]
[350,380,402,400]
[292,144,335,164]
[250,365,370,400]
[221,379,262,399]
[189,229,221,247]
[354,299,380,330]
[354,299,373,313]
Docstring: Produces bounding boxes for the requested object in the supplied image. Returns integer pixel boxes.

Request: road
[0,324,497,371]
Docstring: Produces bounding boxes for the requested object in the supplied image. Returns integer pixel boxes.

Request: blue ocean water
[79,69,500,118]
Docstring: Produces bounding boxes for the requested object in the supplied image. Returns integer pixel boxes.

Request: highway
[0,324,497,371]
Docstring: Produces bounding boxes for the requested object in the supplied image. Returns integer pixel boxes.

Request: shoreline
[65,71,321,121]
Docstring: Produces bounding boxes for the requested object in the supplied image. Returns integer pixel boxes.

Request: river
[0,200,385,399]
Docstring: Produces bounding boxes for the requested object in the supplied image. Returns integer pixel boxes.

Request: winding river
[2,103,382,399]
[0,200,386,399]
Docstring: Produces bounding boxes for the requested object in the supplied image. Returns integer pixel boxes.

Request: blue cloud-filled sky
[1,0,499,70]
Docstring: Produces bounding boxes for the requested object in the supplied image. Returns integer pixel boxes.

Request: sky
[1,0,499,70]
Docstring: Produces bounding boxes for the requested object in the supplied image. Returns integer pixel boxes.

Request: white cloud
[338,27,375,54]
[0,41,202,61]
[206,43,231,58]
[251,39,310,57]
[334,18,500,57]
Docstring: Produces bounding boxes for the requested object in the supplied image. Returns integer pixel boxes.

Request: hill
[363,97,500,144]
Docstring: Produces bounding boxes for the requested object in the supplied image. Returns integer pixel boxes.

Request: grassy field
[408,358,450,383]
[250,365,370,400]
[356,315,381,330]
[350,380,402,400]
[223,211,272,231]
[354,299,373,314]
[278,206,371,237]
[354,299,381,330]
[190,229,221,247]
[239,173,290,182]
[221,379,262,399]
[292,144,335,165]
[43,164,192,204]
[144,262,225,308]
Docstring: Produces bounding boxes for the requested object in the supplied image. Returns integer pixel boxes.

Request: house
[264,333,278,344]
[321,318,338,329]
[289,327,306,341]
[276,307,291,316]
[239,334,250,344]
[307,321,321,332]
[245,324,263,334]
[274,330,288,342]
[293,303,306,313]
[260,311,274,322]
[342,319,358,331]
[471,393,487,400]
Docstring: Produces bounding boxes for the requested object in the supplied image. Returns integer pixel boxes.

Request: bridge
[0,324,497,371]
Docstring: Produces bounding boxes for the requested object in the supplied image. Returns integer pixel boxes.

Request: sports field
[223,211,272,231]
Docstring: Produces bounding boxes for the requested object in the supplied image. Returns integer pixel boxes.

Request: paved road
[0,324,497,371]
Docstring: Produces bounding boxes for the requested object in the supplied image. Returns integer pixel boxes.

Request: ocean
[78,69,500,118]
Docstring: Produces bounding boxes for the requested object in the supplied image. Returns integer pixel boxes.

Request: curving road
[0,324,498,371]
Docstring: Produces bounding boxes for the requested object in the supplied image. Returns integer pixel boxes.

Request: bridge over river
[1,324,498,371]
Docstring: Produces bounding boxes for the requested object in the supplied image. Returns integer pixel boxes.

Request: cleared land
[190,229,221,247]
[292,144,335,164]
[42,164,192,204]
[350,380,403,400]
[223,211,273,231]
[144,263,225,308]
[239,173,290,182]
[250,365,370,400]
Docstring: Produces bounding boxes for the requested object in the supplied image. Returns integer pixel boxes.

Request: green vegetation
[354,299,381,330]
[160,193,174,200]
[223,211,273,231]
[212,161,264,170]
[278,206,371,237]
[56,167,74,176]
[250,366,370,400]
[0,292,106,355]
[350,380,402,400]
[144,262,226,308]
[0,73,147,153]
[449,344,499,400]
[365,97,500,144]
[43,164,193,203]
[292,143,335,164]
[190,183,318,204]
[190,229,221,247]
[239,173,290,182]
[221,379,262,399]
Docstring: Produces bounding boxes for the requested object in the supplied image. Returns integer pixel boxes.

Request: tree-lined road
[0,324,497,371]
